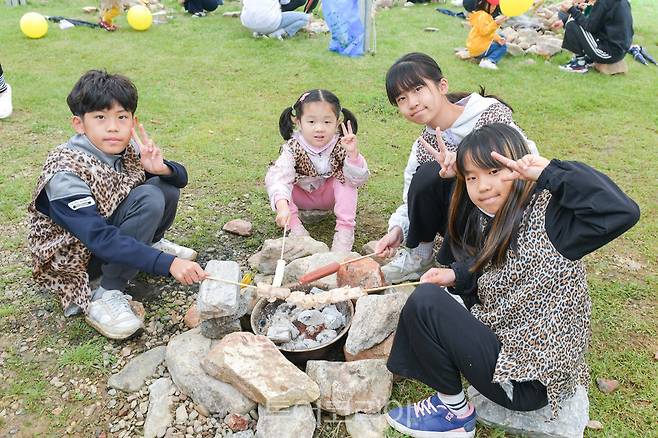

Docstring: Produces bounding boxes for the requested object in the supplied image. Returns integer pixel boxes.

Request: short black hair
[67,70,138,116]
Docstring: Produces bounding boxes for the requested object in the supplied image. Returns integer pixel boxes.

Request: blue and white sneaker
[385,393,477,438]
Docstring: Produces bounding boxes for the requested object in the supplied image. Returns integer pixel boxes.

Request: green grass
[0,0,657,436]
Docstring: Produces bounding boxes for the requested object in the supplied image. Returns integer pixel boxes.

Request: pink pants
[288,177,357,232]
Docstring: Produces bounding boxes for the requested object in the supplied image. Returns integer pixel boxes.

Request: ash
[264,288,346,350]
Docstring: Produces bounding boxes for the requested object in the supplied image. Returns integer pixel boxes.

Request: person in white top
[375,52,537,284]
[241,0,310,39]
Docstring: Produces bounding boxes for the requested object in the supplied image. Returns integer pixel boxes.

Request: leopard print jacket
[471,190,591,417]
[284,138,347,184]
[415,102,515,164]
[27,143,145,313]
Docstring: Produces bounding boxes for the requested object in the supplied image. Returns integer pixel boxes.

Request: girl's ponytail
[278,107,295,140]
[340,108,359,135]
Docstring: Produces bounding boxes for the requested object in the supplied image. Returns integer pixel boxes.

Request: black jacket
[568,0,634,58]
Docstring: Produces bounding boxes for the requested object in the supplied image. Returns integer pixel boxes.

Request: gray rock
[284,251,360,289]
[345,293,408,356]
[344,413,387,438]
[305,359,393,415]
[197,260,240,319]
[227,431,255,438]
[506,43,525,57]
[467,385,589,438]
[200,318,242,340]
[248,236,329,274]
[166,329,255,417]
[500,26,519,43]
[298,209,333,225]
[108,346,166,392]
[144,378,174,438]
[535,35,563,57]
[255,404,316,438]
[175,405,188,424]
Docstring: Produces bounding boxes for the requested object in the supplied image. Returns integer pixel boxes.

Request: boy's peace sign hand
[491,152,550,182]
[340,121,358,159]
[133,119,171,176]
[418,127,456,178]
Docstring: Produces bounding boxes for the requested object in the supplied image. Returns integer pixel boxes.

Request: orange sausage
[298,262,341,285]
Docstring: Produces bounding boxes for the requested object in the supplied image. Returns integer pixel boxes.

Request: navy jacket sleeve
[537,159,640,261]
[147,160,188,188]
[46,194,176,275]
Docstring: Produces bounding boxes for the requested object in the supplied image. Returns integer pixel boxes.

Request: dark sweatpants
[184,0,221,14]
[387,284,549,411]
[562,20,621,64]
[87,176,180,291]
[406,161,455,248]
[281,0,319,13]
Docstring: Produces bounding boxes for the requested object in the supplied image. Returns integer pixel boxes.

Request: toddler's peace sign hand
[340,121,358,159]
[491,152,550,182]
[418,127,456,178]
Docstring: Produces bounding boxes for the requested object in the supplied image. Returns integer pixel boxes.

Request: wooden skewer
[363,281,423,294]
[205,276,257,289]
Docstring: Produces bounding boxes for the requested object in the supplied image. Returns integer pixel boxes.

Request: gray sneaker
[381,248,434,284]
[85,290,143,339]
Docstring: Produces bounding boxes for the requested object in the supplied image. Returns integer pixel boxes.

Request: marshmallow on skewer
[256,282,291,303]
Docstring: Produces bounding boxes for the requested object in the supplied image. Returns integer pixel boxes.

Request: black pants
[87,177,180,291]
[387,284,548,411]
[184,0,221,14]
[406,162,455,248]
[281,0,319,13]
[562,20,622,64]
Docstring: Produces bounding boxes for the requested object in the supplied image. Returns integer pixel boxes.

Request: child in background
[266,89,369,252]
[385,123,639,437]
[0,63,12,119]
[241,0,310,39]
[28,70,206,340]
[466,0,508,70]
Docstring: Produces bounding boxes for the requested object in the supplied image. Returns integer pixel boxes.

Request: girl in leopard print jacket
[385,123,639,436]
[265,89,369,252]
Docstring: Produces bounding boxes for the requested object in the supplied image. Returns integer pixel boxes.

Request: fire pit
[250,295,354,364]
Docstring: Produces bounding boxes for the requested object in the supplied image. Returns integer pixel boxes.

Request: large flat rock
[467,385,589,438]
[165,328,255,417]
[344,293,407,356]
[202,332,320,410]
[197,260,240,320]
[144,377,173,438]
[108,346,166,392]
[248,236,329,275]
[305,359,393,415]
[284,251,360,289]
[255,404,316,438]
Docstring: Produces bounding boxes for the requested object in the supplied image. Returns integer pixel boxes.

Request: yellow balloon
[127,5,153,31]
[500,0,534,17]
[20,12,48,39]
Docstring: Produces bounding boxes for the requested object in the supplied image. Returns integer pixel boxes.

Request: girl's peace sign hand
[418,127,456,178]
[340,120,358,159]
[491,152,550,182]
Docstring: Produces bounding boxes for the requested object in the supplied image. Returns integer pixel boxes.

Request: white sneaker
[381,248,434,284]
[331,229,354,253]
[85,290,143,339]
[152,238,197,261]
[479,59,498,70]
[0,84,12,119]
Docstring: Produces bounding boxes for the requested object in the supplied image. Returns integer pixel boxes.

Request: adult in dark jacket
[559,0,633,73]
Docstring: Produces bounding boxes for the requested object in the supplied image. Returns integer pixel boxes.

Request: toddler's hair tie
[299,92,310,103]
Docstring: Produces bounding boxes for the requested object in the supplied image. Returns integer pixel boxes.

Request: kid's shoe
[191,11,206,17]
[85,290,143,340]
[331,229,354,253]
[0,84,12,119]
[559,56,590,73]
[289,224,310,237]
[381,248,434,284]
[99,19,118,31]
[152,238,198,261]
[267,29,286,40]
[386,393,477,438]
[478,59,498,70]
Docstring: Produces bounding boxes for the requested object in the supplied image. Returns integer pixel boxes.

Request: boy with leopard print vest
[28,70,207,340]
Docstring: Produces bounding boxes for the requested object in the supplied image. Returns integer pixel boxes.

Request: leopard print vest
[284,138,347,184]
[471,190,591,417]
[27,142,145,313]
